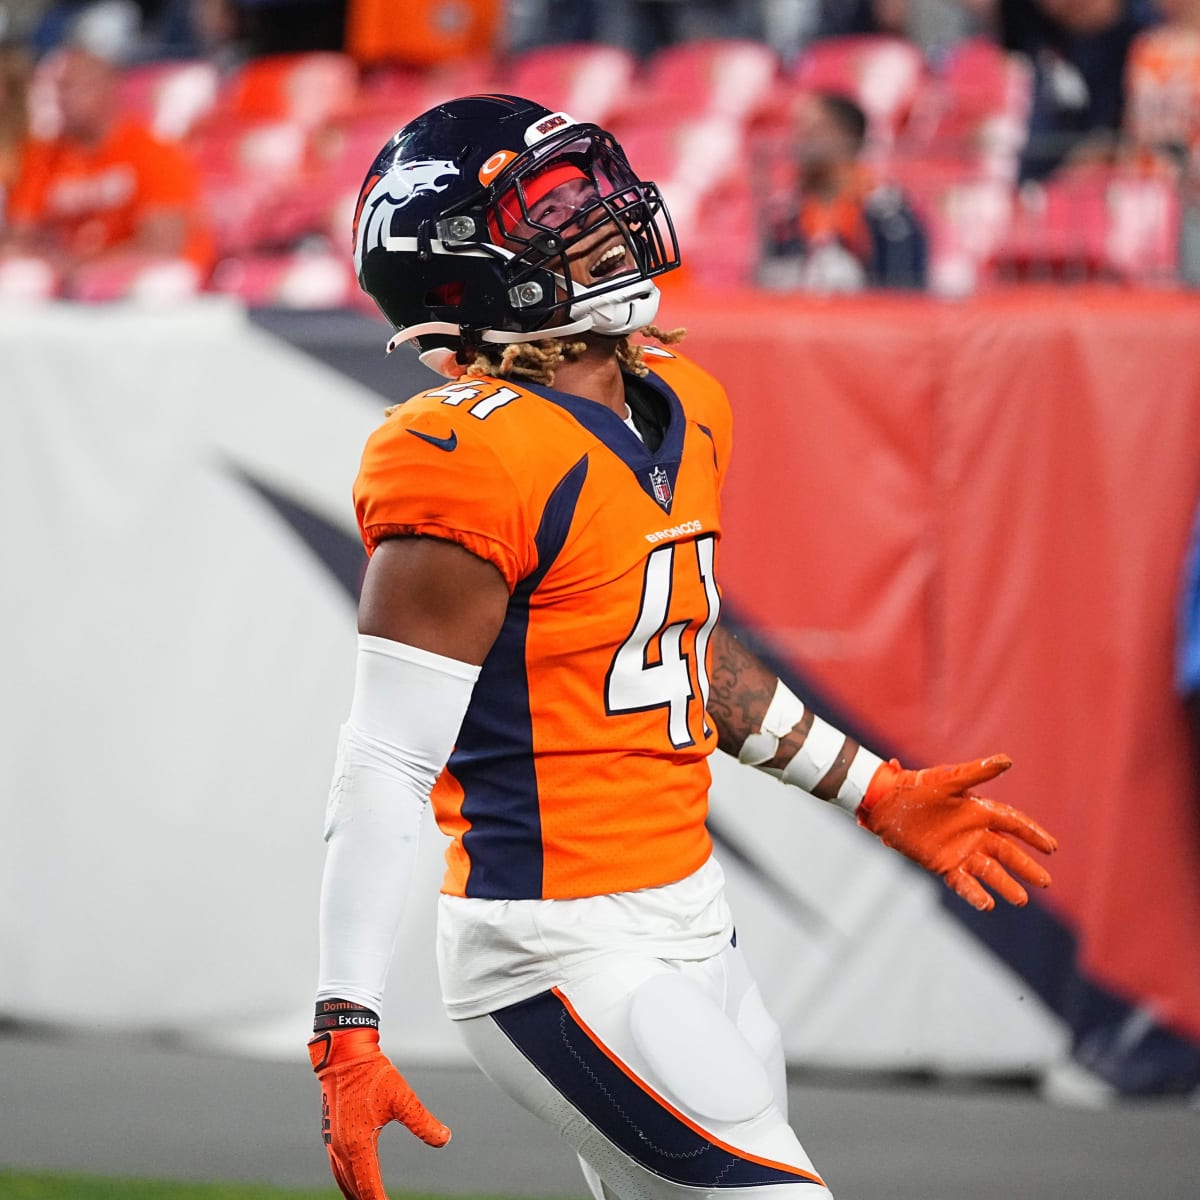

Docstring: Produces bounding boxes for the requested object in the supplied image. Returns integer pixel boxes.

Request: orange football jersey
[6,118,214,271]
[354,348,732,900]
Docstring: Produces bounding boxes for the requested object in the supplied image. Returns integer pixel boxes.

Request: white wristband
[737,679,884,814]
[836,745,884,813]
[780,715,843,790]
[737,680,807,766]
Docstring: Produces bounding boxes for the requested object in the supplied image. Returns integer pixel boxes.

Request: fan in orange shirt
[2,45,214,286]
[1125,0,1200,171]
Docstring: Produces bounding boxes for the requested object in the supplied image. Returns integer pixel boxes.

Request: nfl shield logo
[649,466,672,506]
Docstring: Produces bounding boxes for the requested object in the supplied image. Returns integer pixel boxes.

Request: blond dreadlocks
[460,325,687,388]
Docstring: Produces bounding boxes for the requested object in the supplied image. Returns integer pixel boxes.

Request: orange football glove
[308,1024,451,1200]
[857,754,1058,912]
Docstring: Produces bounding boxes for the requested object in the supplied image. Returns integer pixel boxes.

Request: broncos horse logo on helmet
[351,94,681,377]
[352,158,460,276]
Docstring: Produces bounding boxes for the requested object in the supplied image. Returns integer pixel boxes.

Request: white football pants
[456,942,835,1199]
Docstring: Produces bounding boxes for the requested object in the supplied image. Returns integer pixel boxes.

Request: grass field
[0,1175,336,1200]
[0,1173,523,1200]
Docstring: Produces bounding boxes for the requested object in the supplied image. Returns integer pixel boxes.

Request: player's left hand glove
[308,1014,450,1200]
[856,754,1057,911]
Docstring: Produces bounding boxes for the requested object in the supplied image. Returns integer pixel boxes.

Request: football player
[308,94,1058,1200]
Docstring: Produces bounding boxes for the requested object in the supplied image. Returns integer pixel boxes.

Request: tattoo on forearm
[708,625,778,755]
[707,624,859,800]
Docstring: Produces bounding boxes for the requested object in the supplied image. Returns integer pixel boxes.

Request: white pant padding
[456,944,835,1200]
[629,971,775,1124]
[578,1153,621,1200]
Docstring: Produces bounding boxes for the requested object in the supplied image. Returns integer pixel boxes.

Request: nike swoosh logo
[407,428,458,452]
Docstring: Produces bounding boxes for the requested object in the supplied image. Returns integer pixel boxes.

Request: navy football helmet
[351,94,680,375]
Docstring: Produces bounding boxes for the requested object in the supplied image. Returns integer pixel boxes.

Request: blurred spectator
[758,2,987,67]
[508,0,758,60]
[755,0,823,60]
[506,0,602,52]
[29,0,150,58]
[149,0,249,69]
[237,0,345,54]
[505,0,981,62]
[152,0,345,57]
[1,40,213,285]
[991,0,1162,180]
[608,1,761,58]
[0,39,31,205]
[813,0,983,47]
[1125,0,1200,167]
[905,0,991,57]
[758,90,928,291]
[1125,0,1200,281]
[1,1,53,42]
[817,0,910,36]
[29,2,98,57]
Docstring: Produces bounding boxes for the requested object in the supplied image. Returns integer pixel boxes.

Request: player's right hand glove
[856,754,1058,912]
[308,1006,451,1200]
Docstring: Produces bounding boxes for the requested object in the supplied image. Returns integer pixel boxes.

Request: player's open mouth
[589,242,630,278]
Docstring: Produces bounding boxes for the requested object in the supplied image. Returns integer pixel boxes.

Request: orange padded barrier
[664,285,1200,1051]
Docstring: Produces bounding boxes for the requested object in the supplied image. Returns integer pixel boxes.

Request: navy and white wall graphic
[2,301,1068,1079]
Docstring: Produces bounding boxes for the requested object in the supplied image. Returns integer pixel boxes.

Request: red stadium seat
[312,110,407,180]
[187,117,311,254]
[990,169,1180,283]
[189,115,310,175]
[1104,173,1181,279]
[353,56,504,124]
[684,182,759,289]
[190,55,504,258]
[616,114,748,189]
[792,35,927,149]
[507,43,638,126]
[0,254,60,300]
[408,56,507,114]
[885,156,1015,295]
[258,112,404,249]
[66,257,204,302]
[902,38,1032,180]
[636,39,780,123]
[191,58,359,254]
[325,184,362,252]
[209,52,359,129]
[118,59,220,141]
[612,113,753,275]
[940,37,1033,125]
[353,63,438,123]
[208,250,357,307]
[615,114,748,245]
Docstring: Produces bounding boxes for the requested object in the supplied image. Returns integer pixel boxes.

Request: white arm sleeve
[316,634,480,1012]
